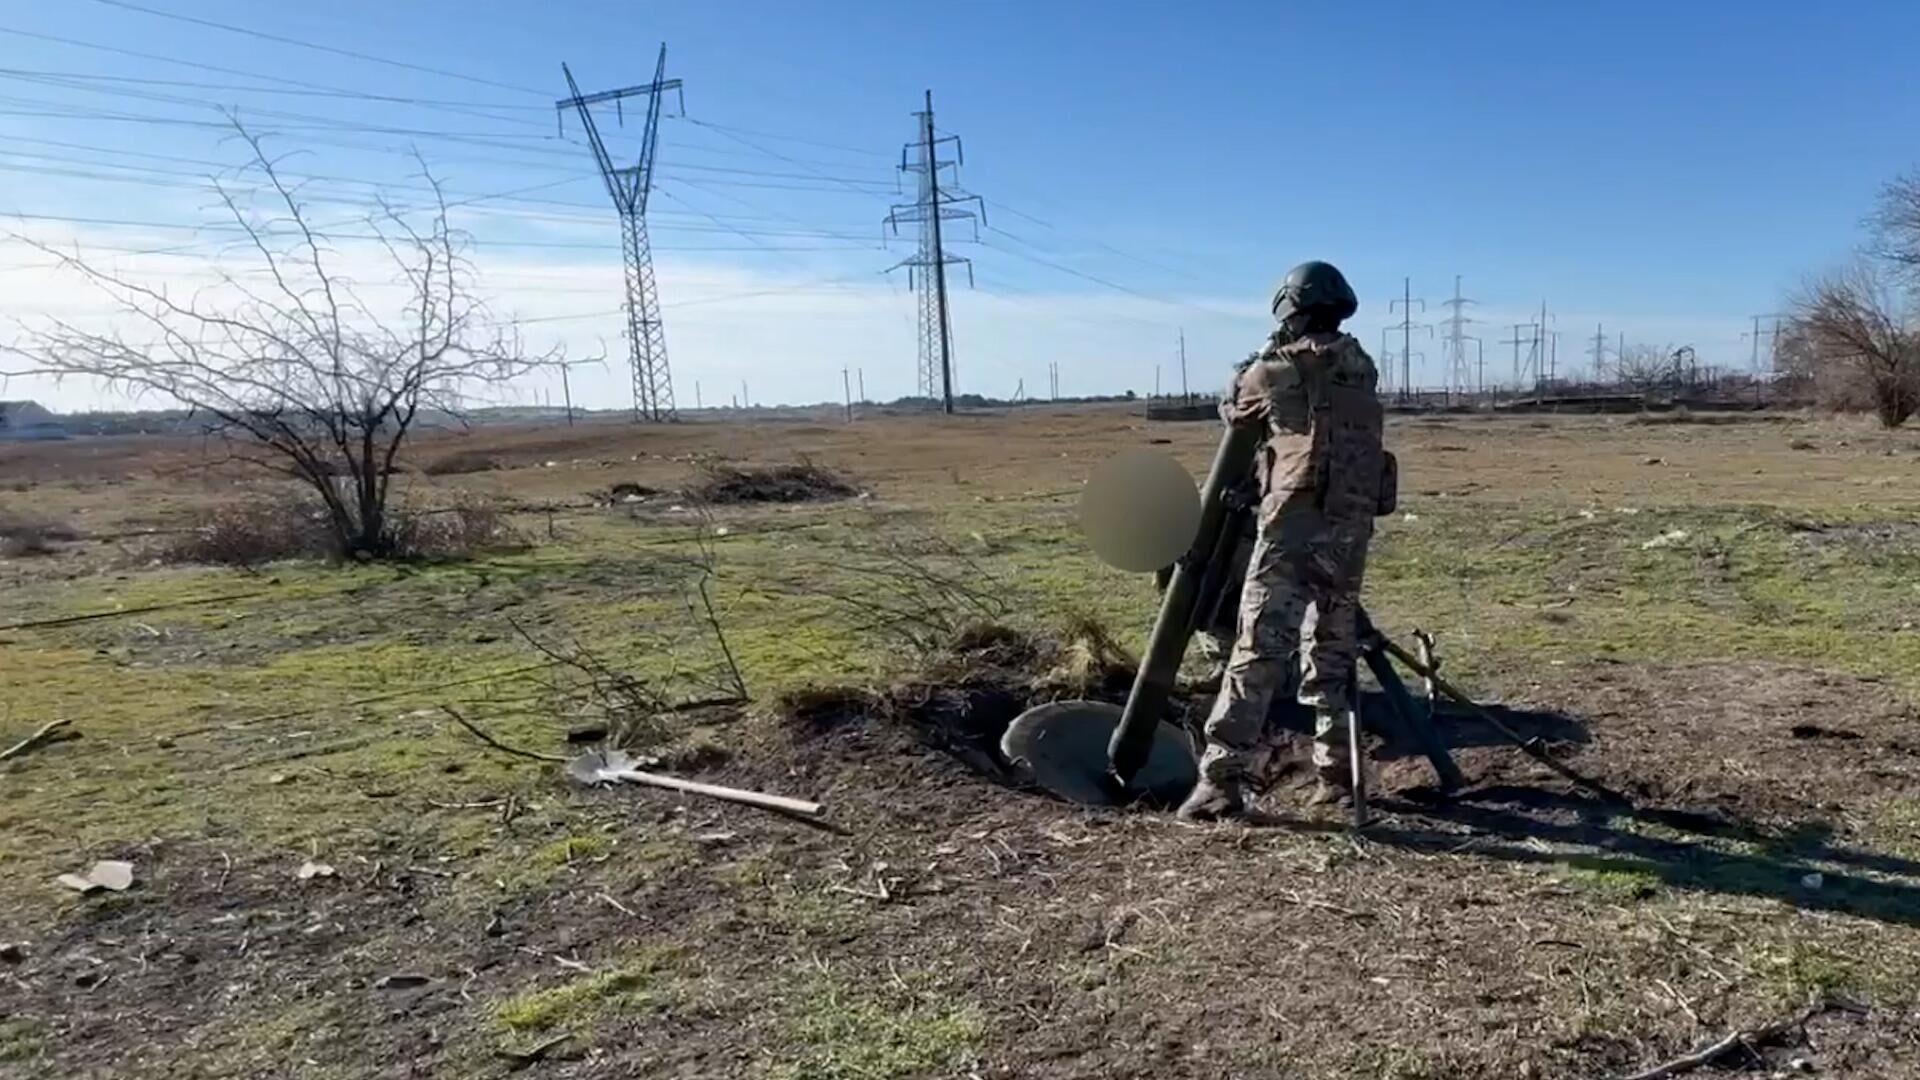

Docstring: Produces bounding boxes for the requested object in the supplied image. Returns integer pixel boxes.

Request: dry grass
[4,405,1920,1079]
[0,514,79,557]
[158,494,520,566]
[418,446,505,476]
[690,460,857,504]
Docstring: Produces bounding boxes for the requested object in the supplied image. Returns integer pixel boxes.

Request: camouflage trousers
[1198,502,1371,785]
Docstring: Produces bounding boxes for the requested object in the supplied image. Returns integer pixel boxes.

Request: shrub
[160,498,330,565]
[383,499,520,560]
[162,495,520,566]
[690,461,855,504]
[0,515,80,558]
[419,448,505,476]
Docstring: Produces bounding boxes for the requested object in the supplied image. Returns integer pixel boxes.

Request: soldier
[1178,260,1394,821]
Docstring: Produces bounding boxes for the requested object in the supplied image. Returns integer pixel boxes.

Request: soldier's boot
[1307,707,1354,807]
[1176,778,1246,822]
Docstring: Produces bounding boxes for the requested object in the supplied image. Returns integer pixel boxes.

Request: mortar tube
[1107,421,1264,789]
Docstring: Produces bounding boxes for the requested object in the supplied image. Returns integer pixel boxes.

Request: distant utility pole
[884,91,985,415]
[1438,275,1477,396]
[694,380,702,410]
[1588,324,1609,380]
[1502,323,1539,391]
[1154,364,1161,399]
[741,379,749,410]
[557,46,685,423]
[554,358,582,426]
[1745,313,1787,375]
[842,366,853,422]
[1534,300,1553,385]
[1389,278,1429,401]
[1177,328,1190,402]
[857,368,866,404]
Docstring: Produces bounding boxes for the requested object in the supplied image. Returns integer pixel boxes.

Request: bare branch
[1791,260,1920,428]
[7,120,557,557]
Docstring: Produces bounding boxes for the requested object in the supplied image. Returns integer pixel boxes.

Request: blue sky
[3,0,1915,411]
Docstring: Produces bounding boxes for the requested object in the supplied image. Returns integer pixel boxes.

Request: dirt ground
[3,405,1920,1079]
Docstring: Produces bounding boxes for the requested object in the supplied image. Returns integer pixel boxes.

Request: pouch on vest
[1375,450,1398,516]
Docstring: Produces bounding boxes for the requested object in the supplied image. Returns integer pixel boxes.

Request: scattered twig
[0,592,266,633]
[403,865,456,879]
[426,798,507,810]
[517,945,592,973]
[0,718,76,765]
[828,879,892,903]
[495,1032,574,1070]
[215,851,233,894]
[695,573,749,701]
[1277,888,1373,921]
[253,664,557,728]
[442,707,566,764]
[1655,978,1702,1027]
[1616,997,1854,1080]
[598,892,636,917]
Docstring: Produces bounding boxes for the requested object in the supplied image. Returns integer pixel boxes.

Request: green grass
[493,947,680,1033]
[0,1017,45,1064]
[768,976,986,1080]
[1367,501,1920,692]
[1559,864,1663,904]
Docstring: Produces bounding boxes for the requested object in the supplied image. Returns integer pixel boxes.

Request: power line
[83,0,553,97]
[0,25,546,129]
[0,143,889,235]
[685,117,897,198]
[0,65,550,111]
[683,117,891,160]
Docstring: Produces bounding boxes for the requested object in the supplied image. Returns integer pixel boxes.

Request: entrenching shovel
[566,749,825,818]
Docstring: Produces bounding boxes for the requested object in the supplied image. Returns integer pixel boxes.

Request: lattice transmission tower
[557,46,684,422]
[884,91,984,414]
[1438,275,1478,395]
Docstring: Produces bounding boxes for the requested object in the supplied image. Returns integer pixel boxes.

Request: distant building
[0,400,68,440]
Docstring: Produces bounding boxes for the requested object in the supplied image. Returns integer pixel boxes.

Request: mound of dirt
[691,462,855,504]
[774,618,1601,810]
[775,621,1140,781]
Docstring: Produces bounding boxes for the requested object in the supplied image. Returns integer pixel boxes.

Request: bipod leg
[1348,669,1369,829]
[1359,633,1466,794]
[1374,630,1631,808]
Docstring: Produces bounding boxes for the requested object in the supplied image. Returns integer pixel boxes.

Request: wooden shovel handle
[610,769,824,817]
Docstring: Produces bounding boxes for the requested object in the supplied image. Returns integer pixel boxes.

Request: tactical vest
[1258,333,1395,523]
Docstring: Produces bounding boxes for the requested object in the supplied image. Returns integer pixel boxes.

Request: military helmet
[1270,260,1358,324]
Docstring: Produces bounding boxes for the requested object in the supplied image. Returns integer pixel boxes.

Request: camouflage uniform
[1196,329,1389,788]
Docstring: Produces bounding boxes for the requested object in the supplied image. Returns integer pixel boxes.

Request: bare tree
[1792,261,1919,428]
[2,123,560,558]
[1612,343,1672,390]
[1869,170,1920,283]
